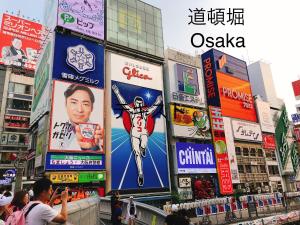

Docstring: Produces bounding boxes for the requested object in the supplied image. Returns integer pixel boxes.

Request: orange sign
[217,72,257,122]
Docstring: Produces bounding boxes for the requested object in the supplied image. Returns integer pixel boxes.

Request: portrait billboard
[209,106,233,195]
[109,52,169,191]
[170,104,211,139]
[49,80,104,154]
[57,0,104,40]
[53,32,104,88]
[0,13,42,70]
[232,119,262,142]
[223,117,240,184]
[217,72,257,122]
[166,61,205,107]
[175,142,216,174]
[255,99,275,133]
[45,153,105,170]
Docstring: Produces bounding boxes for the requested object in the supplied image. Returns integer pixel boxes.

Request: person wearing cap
[126,196,137,225]
[0,194,13,221]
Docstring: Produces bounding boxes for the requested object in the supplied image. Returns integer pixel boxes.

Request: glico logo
[122,66,152,81]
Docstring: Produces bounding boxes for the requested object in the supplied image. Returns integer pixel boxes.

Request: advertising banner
[292,80,300,100]
[217,72,257,122]
[178,188,193,200]
[262,134,276,149]
[110,53,169,191]
[209,106,233,195]
[223,117,240,184]
[78,171,105,183]
[167,61,205,107]
[35,115,48,168]
[232,119,262,142]
[53,32,104,88]
[45,153,105,170]
[291,114,300,125]
[255,99,275,133]
[57,0,104,40]
[49,80,104,154]
[176,142,216,174]
[7,134,19,145]
[0,13,42,70]
[294,128,300,143]
[275,107,290,167]
[1,134,8,144]
[170,104,211,139]
[31,40,52,125]
[50,172,78,183]
[291,143,299,173]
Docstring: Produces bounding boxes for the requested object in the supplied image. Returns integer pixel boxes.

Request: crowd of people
[0,177,68,225]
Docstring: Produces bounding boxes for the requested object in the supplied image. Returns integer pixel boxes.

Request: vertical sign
[291,143,299,173]
[223,117,240,184]
[275,107,290,167]
[209,106,233,194]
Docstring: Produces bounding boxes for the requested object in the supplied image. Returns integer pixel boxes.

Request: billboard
[35,115,48,168]
[31,39,53,125]
[217,72,257,122]
[166,61,205,107]
[175,142,216,174]
[170,104,211,139]
[223,117,240,184]
[255,99,275,133]
[209,106,233,194]
[50,172,79,183]
[110,53,169,191]
[262,134,276,149]
[57,0,104,40]
[49,80,104,154]
[275,107,290,167]
[45,153,105,170]
[232,119,262,142]
[291,114,300,125]
[292,80,300,100]
[78,171,105,183]
[0,13,42,70]
[53,32,104,88]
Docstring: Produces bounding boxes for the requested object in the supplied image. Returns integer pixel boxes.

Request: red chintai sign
[209,106,233,195]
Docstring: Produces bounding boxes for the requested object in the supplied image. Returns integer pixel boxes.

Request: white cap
[130,196,133,199]
[0,195,13,206]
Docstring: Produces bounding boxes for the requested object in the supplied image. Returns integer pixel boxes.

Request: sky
[1,0,300,117]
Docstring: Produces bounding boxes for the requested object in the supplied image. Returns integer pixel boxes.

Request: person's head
[12,37,22,50]
[33,178,53,202]
[11,191,29,210]
[64,84,95,124]
[134,96,144,109]
[129,196,133,202]
[0,194,13,211]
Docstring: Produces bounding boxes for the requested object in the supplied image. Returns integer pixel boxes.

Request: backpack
[5,203,39,225]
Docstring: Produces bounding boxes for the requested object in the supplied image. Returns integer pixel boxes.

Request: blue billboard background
[45,153,105,171]
[176,142,216,174]
[53,32,104,88]
[111,80,169,191]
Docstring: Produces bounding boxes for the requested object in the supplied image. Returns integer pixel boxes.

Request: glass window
[251,166,258,173]
[260,165,266,173]
[250,148,256,157]
[245,165,251,173]
[238,165,244,173]
[235,146,241,156]
[14,83,26,94]
[257,149,263,157]
[243,147,249,156]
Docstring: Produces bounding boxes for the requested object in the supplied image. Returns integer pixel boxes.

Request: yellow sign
[50,172,78,184]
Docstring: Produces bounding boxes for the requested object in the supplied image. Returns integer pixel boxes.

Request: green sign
[78,172,105,183]
[291,143,299,173]
[275,107,290,167]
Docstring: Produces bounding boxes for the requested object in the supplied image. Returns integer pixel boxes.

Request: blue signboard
[201,50,221,107]
[292,113,300,124]
[53,32,104,88]
[176,142,216,174]
[111,81,169,191]
[45,153,105,171]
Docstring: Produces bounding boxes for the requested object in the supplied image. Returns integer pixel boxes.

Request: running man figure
[112,84,162,186]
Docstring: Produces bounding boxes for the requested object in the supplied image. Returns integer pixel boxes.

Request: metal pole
[14,166,24,192]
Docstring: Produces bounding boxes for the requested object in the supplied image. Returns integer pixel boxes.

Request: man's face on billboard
[12,38,22,50]
[66,89,93,124]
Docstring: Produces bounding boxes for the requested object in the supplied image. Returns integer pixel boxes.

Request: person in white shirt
[126,196,137,225]
[25,178,68,225]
